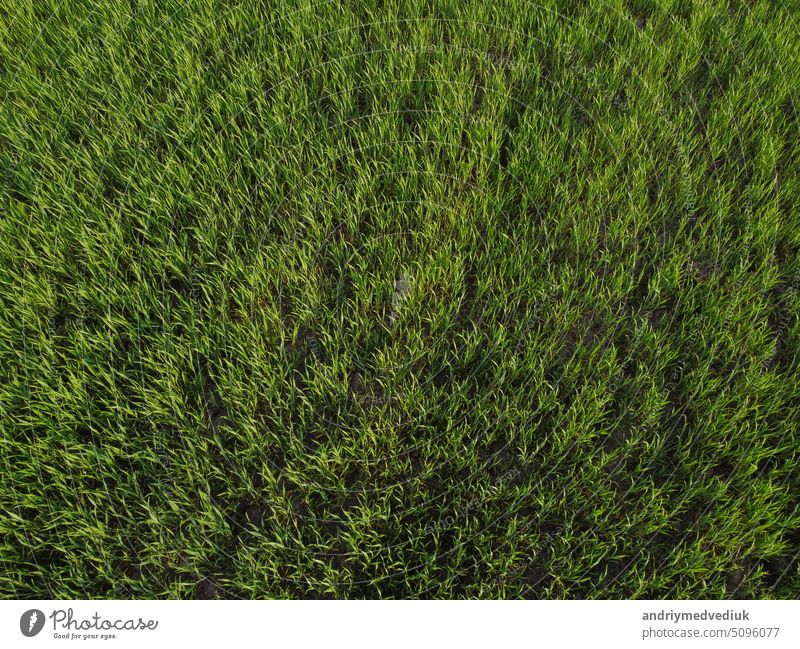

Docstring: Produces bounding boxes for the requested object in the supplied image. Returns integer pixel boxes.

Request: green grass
[1,0,799,599]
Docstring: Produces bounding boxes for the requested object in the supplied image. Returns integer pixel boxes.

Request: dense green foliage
[1,0,798,598]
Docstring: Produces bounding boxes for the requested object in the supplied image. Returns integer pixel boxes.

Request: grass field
[1,0,799,599]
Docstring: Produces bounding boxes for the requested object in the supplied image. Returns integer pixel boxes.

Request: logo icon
[20,609,45,637]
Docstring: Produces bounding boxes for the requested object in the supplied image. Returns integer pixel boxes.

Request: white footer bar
[1,600,797,648]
